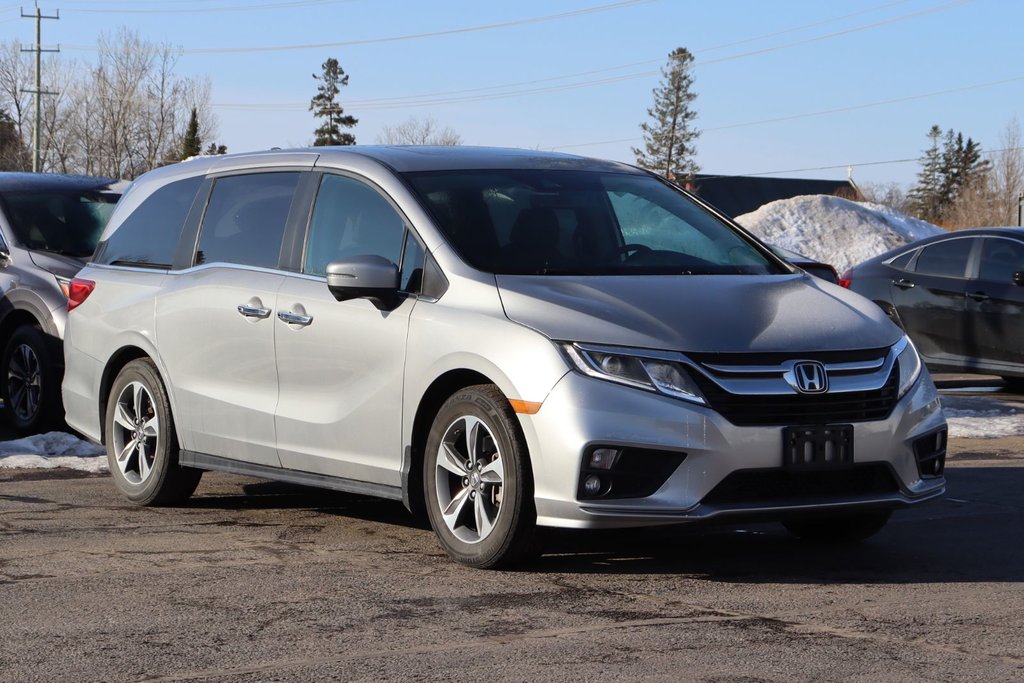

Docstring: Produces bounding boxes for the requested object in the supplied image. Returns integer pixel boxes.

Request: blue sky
[2,0,1021,186]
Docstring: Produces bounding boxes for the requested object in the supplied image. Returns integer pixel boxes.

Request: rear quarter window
[96,176,203,268]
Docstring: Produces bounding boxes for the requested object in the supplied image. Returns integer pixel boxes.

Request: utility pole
[20,3,59,173]
[1018,193,1023,227]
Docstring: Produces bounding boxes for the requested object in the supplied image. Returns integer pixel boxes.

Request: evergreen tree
[633,47,700,179]
[180,108,202,159]
[0,108,29,171]
[309,57,357,146]
[909,125,945,222]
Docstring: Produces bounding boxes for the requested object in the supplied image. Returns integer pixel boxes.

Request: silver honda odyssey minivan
[63,147,947,568]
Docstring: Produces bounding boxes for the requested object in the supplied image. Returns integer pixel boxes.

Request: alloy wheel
[7,343,41,422]
[110,381,160,485]
[434,414,505,544]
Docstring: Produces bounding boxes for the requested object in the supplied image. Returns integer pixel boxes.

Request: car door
[155,171,302,467]
[962,237,1024,367]
[274,172,425,486]
[889,237,976,363]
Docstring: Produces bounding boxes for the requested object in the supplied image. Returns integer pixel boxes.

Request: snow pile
[735,195,945,274]
[0,431,106,473]
[944,408,1024,439]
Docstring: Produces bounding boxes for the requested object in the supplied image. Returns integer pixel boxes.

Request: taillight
[67,278,96,311]
[838,268,853,289]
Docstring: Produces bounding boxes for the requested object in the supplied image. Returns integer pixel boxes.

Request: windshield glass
[1,190,120,257]
[403,170,783,275]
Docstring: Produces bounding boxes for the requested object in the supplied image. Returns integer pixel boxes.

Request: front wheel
[105,358,202,505]
[423,384,541,568]
[782,510,891,543]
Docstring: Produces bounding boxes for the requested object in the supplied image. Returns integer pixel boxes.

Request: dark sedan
[842,227,1024,386]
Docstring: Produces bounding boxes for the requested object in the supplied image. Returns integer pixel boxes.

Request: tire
[1,325,62,434]
[782,510,892,543]
[1001,377,1024,393]
[423,384,541,569]
[105,358,201,506]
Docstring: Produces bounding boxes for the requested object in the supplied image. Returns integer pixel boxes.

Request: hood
[495,273,901,354]
[28,250,86,279]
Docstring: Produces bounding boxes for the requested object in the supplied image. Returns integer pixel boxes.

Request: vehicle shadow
[186,466,1024,584]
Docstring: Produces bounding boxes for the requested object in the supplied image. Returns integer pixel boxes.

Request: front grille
[701,463,900,507]
[692,365,898,426]
[685,347,899,427]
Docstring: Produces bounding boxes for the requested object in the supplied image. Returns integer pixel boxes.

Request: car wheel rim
[434,414,505,544]
[7,343,41,422]
[111,381,159,485]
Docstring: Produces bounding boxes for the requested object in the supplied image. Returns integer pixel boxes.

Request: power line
[201,0,975,109]
[63,0,356,14]
[551,74,1024,150]
[61,0,656,53]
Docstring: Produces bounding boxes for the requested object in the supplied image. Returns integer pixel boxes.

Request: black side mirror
[1014,271,1024,286]
[326,256,400,310]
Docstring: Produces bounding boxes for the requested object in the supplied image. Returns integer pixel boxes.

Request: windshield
[403,169,784,276]
[1,190,120,257]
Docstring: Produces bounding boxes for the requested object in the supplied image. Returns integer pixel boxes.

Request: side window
[914,239,973,278]
[303,174,405,276]
[978,238,1024,284]
[97,176,202,268]
[888,250,915,271]
[400,231,426,293]
[195,172,299,268]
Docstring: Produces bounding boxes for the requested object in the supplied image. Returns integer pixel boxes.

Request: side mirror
[0,247,10,267]
[1014,271,1024,286]
[326,256,400,310]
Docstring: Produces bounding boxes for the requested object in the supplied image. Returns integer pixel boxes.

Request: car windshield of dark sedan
[1,190,120,258]
[403,169,784,275]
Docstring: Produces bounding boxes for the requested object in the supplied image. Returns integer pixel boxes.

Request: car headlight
[896,336,922,398]
[561,343,706,405]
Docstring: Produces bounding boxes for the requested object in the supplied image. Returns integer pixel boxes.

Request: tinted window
[3,188,120,259]
[979,238,1024,283]
[303,174,405,276]
[889,250,915,271]
[404,170,781,276]
[97,176,199,268]
[914,239,972,278]
[195,173,299,268]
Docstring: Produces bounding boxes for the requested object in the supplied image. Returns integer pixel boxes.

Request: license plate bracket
[783,424,854,470]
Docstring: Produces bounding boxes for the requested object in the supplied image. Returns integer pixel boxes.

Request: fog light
[588,448,621,470]
[583,474,603,496]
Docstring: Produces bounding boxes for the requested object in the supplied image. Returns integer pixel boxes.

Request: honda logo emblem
[792,361,828,394]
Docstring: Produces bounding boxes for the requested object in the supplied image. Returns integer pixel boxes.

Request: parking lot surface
[2,399,1023,681]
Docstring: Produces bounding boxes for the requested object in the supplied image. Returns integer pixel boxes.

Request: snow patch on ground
[0,431,106,473]
[735,195,945,273]
[945,408,1024,439]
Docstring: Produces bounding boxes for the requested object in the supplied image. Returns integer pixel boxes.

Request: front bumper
[524,370,946,529]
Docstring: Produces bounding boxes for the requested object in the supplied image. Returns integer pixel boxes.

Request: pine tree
[0,108,29,171]
[309,57,357,146]
[180,108,202,159]
[909,126,945,222]
[633,47,700,179]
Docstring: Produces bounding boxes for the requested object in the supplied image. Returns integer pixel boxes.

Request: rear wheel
[423,384,541,568]
[1,325,62,434]
[105,359,201,505]
[783,510,891,543]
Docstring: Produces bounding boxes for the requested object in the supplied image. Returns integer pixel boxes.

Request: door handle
[237,304,271,319]
[277,310,313,326]
[892,278,915,289]
[968,291,990,302]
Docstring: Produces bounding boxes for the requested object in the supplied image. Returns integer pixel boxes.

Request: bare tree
[859,182,911,214]
[376,116,462,145]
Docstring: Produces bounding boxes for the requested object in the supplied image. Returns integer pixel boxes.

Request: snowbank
[0,431,106,473]
[735,195,945,274]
